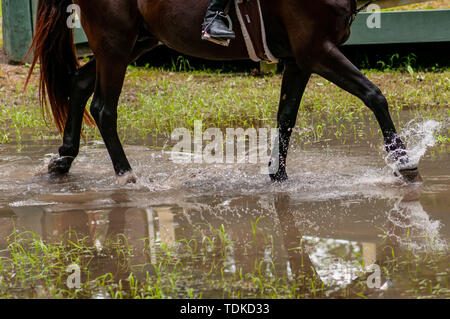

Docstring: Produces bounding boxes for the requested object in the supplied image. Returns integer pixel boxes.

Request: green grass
[1,63,449,149]
[0,225,448,299]
[383,0,450,10]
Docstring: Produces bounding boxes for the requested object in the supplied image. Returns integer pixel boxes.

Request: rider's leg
[202,0,235,40]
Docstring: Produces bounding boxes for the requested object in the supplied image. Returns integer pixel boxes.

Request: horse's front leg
[309,42,421,182]
[270,59,311,182]
[48,59,96,175]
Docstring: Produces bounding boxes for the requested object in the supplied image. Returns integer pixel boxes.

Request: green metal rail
[1,0,86,62]
[346,9,450,45]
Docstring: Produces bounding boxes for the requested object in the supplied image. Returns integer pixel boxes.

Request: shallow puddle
[0,110,448,298]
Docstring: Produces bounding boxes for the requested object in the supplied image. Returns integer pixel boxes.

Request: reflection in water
[387,197,447,252]
[0,183,447,297]
[274,194,317,281]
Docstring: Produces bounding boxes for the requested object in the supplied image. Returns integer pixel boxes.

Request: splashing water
[385,120,442,171]
[387,198,448,252]
[402,120,442,166]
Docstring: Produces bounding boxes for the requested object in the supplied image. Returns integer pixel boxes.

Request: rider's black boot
[202,0,235,42]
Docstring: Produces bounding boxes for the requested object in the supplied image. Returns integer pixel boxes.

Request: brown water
[0,112,449,298]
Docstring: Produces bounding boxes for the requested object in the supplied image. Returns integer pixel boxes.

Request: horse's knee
[90,98,102,124]
[364,88,388,113]
[91,103,117,131]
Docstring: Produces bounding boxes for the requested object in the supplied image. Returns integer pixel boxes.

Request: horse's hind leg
[270,59,311,182]
[88,39,160,183]
[48,59,96,175]
[309,43,420,182]
[49,38,159,178]
[88,54,135,183]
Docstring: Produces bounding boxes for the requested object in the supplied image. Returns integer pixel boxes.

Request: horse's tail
[24,0,94,133]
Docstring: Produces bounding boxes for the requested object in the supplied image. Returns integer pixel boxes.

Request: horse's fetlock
[59,144,78,158]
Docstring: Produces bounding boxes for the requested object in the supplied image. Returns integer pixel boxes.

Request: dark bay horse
[26,0,420,184]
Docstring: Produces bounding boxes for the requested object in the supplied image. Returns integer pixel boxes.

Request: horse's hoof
[116,172,137,185]
[48,156,74,175]
[396,168,423,183]
[270,170,288,183]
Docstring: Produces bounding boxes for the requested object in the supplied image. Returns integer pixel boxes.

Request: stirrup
[201,11,233,47]
[201,31,231,47]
